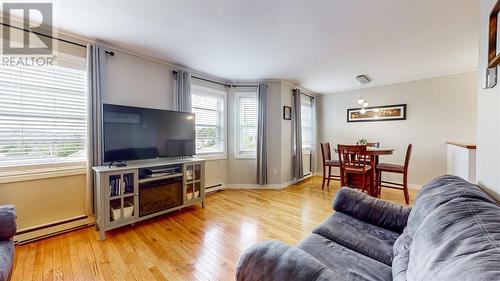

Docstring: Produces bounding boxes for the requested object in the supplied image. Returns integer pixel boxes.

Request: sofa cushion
[236,240,342,281]
[298,234,393,281]
[0,205,16,241]
[0,240,14,281]
[406,195,500,280]
[313,212,399,265]
[392,228,412,281]
[407,175,496,238]
[333,187,411,233]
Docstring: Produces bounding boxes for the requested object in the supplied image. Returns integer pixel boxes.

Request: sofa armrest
[236,241,341,281]
[333,187,411,233]
[0,205,16,241]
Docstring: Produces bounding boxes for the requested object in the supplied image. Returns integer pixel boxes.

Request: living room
[0,0,499,281]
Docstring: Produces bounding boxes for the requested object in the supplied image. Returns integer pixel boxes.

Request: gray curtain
[86,43,107,215]
[256,83,268,185]
[173,70,192,112]
[292,89,303,180]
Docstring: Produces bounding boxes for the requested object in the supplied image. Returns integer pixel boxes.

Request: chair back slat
[321,142,331,162]
[337,144,369,170]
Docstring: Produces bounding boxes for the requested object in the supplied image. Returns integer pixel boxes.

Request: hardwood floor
[11,177,416,281]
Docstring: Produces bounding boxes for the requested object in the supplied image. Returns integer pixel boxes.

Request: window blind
[0,38,87,167]
[192,87,225,155]
[237,93,257,156]
[301,95,313,152]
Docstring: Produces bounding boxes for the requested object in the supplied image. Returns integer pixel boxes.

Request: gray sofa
[0,205,16,281]
[236,175,500,281]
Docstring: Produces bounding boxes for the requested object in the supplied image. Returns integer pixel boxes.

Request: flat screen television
[103,104,195,162]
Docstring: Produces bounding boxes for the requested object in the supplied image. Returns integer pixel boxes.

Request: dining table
[334,147,394,197]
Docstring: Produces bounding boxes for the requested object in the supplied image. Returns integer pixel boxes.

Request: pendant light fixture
[355,75,371,111]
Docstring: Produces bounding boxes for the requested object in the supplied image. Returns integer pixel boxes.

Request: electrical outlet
[273,169,278,175]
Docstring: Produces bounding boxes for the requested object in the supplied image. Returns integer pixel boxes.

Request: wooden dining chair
[376,144,413,204]
[320,143,340,189]
[355,142,380,165]
[337,144,372,193]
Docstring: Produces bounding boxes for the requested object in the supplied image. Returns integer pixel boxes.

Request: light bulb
[362,102,369,108]
[360,109,366,114]
[357,98,364,105]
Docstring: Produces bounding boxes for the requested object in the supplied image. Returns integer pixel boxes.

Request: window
[191,84,226,157]
[301,95,313,153]
[236,91,257,158]
[0,39,87,167]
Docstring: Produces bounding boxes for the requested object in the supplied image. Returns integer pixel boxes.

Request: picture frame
[283,106,292,120]
[488,0,500,68]
[347,104,407,123]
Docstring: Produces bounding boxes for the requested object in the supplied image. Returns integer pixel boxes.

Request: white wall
[318,72,478,186]
[0,174,87,230]
[477,0,500,200]
[103,51,174,110]
[280,82,294,183]
[267,81,283,184]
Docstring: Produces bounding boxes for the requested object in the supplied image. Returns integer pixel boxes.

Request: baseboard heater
[205,183,224,193]
[14,215,92,245]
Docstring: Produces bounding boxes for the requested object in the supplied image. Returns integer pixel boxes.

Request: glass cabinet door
[123,173,135,195]
[194,164,201,181]
[194,182,201,199]
[106,171,138,224]
[184,163,203,203]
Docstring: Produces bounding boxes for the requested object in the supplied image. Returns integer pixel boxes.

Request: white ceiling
[50,0,478,94]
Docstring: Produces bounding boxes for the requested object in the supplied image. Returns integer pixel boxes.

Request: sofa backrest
[406,175,496,238]
[394,175,500,280]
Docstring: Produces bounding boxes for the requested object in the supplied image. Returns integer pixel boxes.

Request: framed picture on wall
[283,106,292,120]
[489,0,500,68]
[347,104,407,122]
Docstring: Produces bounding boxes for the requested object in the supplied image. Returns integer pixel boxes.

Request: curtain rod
[172,70,231,87]
[172,71,260,88]
[231,84,258,88]
[0,22,114,56]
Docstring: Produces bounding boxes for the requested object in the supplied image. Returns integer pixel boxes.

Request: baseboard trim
[14,215,94,244]
[225,183,285,189]
[408,183,423,190]
[225,176,315,190]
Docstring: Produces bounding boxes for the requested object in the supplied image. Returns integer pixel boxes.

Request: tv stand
[93,157,205,240]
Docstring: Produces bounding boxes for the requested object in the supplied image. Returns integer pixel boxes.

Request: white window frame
[235,90,258,159]
[191,84,227,160]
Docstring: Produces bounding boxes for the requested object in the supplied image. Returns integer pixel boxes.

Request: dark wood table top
[333,147,394,155]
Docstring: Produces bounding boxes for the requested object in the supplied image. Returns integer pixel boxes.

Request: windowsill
[235,155,256,160]
[0,162,87,184]
[196,154,227,161]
